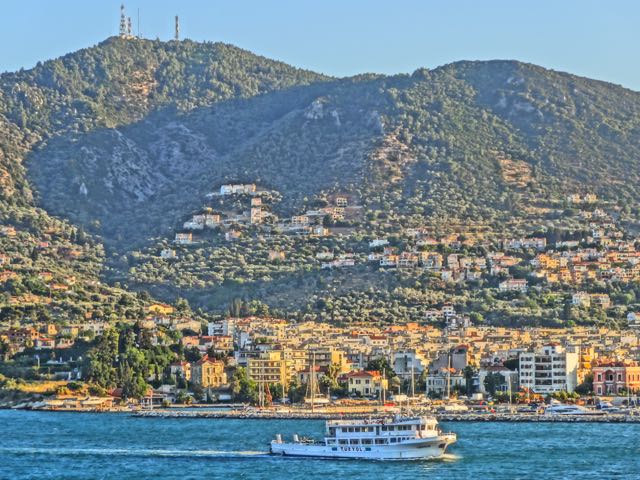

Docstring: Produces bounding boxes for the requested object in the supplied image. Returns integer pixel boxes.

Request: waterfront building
[191,356,227,388]
[309,348,350,374]
[392,349,429,379]
[592,360,640,396]
[344,370,388,397]
[247,351,293,386]
[424,368,465,397]
[518,344,579,394]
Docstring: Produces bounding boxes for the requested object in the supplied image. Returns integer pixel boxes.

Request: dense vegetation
[2,37,640,326]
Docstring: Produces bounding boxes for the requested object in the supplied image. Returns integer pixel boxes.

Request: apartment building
[518,344,579,394]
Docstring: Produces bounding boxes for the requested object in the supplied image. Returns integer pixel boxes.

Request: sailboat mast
[311,351,316,413]
[446,349,451,400]
[411,362,415,398]
[382,368,386,405]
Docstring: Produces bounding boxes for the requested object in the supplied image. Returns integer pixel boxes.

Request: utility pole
[175,16,180,41]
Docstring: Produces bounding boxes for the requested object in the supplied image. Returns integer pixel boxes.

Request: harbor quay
[131,406,640,423]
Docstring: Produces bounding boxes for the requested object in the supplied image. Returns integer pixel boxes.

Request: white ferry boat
[270,415,456,460]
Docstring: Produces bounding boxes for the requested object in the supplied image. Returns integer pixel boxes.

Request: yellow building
[247,351,293,386]
[191,356,227,388]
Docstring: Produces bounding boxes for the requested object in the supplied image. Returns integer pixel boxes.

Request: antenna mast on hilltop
[119,4,127,37]
[175,15,180,41]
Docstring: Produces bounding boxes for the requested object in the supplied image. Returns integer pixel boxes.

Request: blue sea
[1,410,638,479]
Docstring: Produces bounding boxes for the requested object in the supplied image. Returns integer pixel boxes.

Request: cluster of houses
[531,239,640,284]
[175,184,271,245]
[153,315,640,401]
[172,187,364,250]
[367,236,534,290]
[7,305,640,402]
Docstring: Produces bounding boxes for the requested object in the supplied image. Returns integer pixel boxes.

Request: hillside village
[124,186,640,328]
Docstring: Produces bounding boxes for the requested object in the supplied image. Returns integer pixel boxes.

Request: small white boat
[544,404,598,415]
[270,414,456,460]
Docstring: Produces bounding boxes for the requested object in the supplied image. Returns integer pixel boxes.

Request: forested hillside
[2,37,640,326]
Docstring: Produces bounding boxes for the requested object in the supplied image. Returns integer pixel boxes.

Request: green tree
[483,372,503,396]
[463,366,475,396]
[229,367,258,403]
[365,357,396,378]
[86,328,119,389]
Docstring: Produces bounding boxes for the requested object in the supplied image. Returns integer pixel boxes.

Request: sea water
[0,410,638,479]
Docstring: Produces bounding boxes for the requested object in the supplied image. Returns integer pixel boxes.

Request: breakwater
[133,409,640,423]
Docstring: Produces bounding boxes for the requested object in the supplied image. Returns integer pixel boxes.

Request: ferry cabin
[324,417,440,449]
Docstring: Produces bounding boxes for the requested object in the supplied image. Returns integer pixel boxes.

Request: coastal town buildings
[592,361,640,396]
[518,344,579,394]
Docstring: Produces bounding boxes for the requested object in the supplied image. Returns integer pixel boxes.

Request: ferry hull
[270,435,455,460]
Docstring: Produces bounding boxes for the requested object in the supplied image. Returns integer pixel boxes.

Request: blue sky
[2,0,639,90]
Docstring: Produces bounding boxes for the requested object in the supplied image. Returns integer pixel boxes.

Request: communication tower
[119,4,127,37]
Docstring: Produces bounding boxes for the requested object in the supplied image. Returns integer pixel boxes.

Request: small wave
[440,453,462,462]
[0,447,270,458]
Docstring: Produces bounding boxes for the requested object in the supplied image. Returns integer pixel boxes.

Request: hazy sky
[2,0,638,90]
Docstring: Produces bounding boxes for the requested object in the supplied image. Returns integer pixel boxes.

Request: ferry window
[327,439,336,445]
[329,428,336,435]
[365,448,372,452]
[381,426,387,431]
[375,439,386,444]
[349,439,359,445]
[362,439,372,445]
[390,438,397,443]
[348,427,354,432]
[339,440,348,445]
[332,447,337,452]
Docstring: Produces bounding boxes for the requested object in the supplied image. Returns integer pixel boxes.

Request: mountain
[2,36,640,325]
